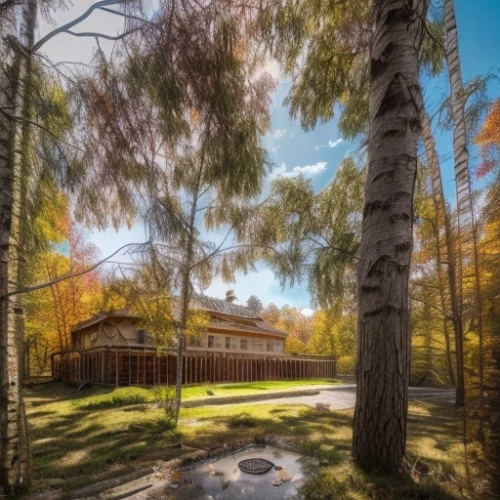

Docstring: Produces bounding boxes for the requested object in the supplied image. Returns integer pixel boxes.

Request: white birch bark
[353,0,427,473]
[444,0,483,404]
[0,0,36,492]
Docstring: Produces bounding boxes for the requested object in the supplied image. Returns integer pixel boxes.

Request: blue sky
[39,0,500,315]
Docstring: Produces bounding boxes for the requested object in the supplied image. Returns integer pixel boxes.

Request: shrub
[336,356,355,375]
[151,385,177,424]
[80,387,150,409]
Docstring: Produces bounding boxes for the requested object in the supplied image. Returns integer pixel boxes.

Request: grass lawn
[33,378,341,411]
[25,381,476,498]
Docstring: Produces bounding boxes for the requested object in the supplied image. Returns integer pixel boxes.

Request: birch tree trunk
[420,110,462,395]
[353,0,427,473]
[0,0,36,492]
[444,0,484,405]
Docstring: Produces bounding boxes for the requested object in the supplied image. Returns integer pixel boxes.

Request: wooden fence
[51,348,336,387]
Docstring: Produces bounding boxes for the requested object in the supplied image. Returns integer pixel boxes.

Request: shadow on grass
[301,467,459,500]
[26,383,464,499]
[179,401,463,499]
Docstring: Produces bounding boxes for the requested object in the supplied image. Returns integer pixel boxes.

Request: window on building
[266,341,274,352]
[240,339,248,350]
[225,337,231,349]
[208,335,215,348]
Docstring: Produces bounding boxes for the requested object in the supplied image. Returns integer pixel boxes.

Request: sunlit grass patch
[180,378,341,399]
[25,383,470,498]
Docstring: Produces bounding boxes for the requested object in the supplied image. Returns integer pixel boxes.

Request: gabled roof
[192,296,286,338]
[192,296,261,319]
[71,297,287,339]
[71,310,139,334]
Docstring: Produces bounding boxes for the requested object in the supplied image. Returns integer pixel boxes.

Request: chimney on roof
[225,290,237,303]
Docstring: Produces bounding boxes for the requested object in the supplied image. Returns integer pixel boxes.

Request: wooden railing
[51,348,336,386]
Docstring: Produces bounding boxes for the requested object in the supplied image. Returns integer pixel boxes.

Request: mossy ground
[26,382,475,498]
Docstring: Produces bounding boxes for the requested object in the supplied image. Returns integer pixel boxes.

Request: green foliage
[410,165,454,388]
[69,3,275,231]
[21,61,73,257]
[257,1,445,140]
[336,356,356,376]
[310,306,356,366]
[79,387,150,409]
[259,0,371,132]
[421,19,446,75]
[210,157,364,309]
[152,385,177,424]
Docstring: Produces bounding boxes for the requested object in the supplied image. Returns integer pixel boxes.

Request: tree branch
[308,236,361,261]
[0,108,83,152]
[33,0,138,52]
[32,52,78,84]
[2,242,151,299]
[63,27,141,42]
[97,6,153,24]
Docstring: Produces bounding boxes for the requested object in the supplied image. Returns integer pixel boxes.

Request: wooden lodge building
[51,295,336,386]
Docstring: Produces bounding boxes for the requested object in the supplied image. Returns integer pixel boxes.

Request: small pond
[170,445,307,499]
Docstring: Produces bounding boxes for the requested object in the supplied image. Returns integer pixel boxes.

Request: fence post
[115,350,119,387]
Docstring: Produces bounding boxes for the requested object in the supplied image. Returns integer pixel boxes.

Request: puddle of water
[168,445,305,499]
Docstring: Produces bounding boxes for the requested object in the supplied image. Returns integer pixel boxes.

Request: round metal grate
[238,458,275,474]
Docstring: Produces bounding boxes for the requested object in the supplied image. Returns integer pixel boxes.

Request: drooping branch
[0,108,83,151]
[1,242,151,299]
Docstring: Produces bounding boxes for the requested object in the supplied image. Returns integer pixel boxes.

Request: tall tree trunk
[353,0,427,473]
[489,321,500,496]
[420,110,460,391]
[431,218,455,386]
[175,264,191,422]
[444,0,484,404]
[0,0,36,492]
[174,162,203,423]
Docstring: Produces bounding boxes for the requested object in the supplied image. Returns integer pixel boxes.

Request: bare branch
[2,242,151,299]
[97,6,153,24]
[63,26,142,43]
[33,0,130,52]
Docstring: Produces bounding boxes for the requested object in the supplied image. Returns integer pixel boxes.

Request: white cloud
[301,308,315,317]
[272,129,287,139]
[328,138,344,148]
[315,138,344,151]
[271,161,327,179]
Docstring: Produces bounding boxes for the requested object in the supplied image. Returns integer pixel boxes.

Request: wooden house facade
[51,297,335,386]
